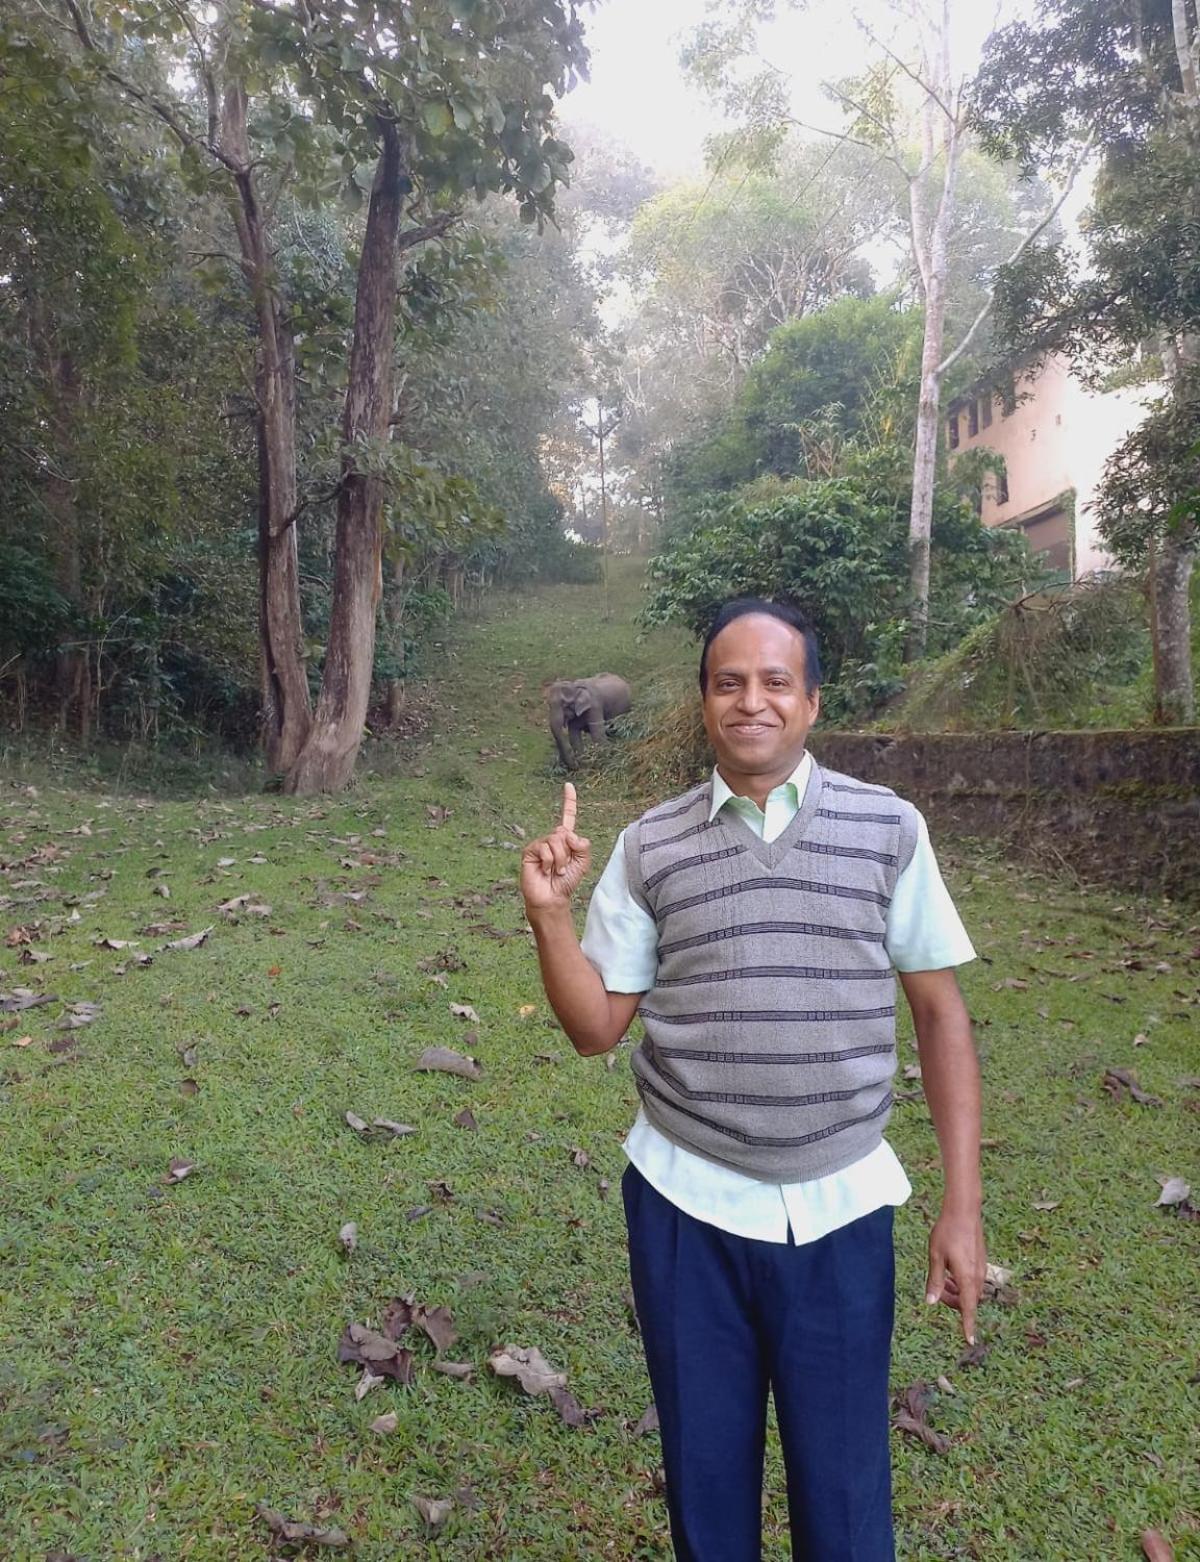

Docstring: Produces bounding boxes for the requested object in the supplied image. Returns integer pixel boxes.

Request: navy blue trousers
[623,1163,896,1562]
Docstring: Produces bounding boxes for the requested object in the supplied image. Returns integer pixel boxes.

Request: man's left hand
[925,1209,987,1345]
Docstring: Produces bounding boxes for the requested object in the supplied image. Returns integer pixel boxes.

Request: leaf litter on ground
[891,1381,950,1455]
[256,1503,349,1549]
[415,1045,482,1080]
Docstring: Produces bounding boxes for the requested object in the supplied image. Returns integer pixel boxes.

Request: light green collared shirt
[708,751,814,842]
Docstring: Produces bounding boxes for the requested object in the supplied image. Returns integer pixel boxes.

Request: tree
[975,0,1200,723]
[683,0,1087,660]
[613,139,894,530]
[51,0,588,789]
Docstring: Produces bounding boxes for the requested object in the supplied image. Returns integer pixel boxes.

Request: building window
[967,400,979,437]
[981,395,993,429]
[997,470,1009,505]
[948,412,959,449]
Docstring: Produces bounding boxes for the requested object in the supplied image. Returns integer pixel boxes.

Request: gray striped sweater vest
[623,762,920,1182]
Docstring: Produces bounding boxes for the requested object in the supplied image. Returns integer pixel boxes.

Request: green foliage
[643,452,1039,720]
[974,0,1200,571]
[0,543,76,662]
[663,296,921,504]
[1094,370,1200,564]
[891,577,1154,731]
[0,2,601,750]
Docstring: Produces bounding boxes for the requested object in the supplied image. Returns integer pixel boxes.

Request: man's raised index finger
[560,781,577,833]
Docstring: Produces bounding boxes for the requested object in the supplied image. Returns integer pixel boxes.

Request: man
[520,597,985,1561]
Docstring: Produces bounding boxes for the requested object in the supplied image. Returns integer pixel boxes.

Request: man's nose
[736,682,767,712]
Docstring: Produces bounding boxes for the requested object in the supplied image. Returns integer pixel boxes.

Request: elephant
[547,674,632,770]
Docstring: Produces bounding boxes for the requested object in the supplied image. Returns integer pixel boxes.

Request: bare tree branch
[395,210,461,254]
[938,133,1095,376]
[853,14,957,126]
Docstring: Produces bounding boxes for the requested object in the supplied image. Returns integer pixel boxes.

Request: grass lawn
[1,561,1197,1560]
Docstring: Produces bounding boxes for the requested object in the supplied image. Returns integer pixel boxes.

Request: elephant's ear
[573,687,596,716]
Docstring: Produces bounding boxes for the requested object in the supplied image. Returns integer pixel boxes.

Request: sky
[562,0,1037,181]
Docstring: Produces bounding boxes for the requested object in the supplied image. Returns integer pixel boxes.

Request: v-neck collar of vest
[709,758,826,870]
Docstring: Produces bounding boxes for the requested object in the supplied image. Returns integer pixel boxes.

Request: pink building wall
[948,353,1153,577]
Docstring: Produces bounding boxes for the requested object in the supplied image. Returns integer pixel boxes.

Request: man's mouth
[728,722,776,735]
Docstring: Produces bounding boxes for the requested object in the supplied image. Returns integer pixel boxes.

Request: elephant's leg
[569,720,587,764]
[550,716,575,769]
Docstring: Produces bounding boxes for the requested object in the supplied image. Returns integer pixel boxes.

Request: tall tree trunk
[906,54,961,664]
[1150,534,1195,724]
[284,120,407,794]
[32,313,88,735]
[221,83,311,776]
[1151,330,1198,725]
[385,553,406,726]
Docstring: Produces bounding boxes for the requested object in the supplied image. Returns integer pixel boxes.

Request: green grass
[2,560,1198,1559]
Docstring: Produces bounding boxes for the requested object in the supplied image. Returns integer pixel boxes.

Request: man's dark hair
[699,597,822,695]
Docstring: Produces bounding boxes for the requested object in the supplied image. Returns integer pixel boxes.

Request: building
[946,353,1153,579]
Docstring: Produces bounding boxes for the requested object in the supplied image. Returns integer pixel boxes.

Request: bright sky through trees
[565,0,1043,179]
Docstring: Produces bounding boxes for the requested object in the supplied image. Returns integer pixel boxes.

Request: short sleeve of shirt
[885,810,976,971]
[579,829,659,993]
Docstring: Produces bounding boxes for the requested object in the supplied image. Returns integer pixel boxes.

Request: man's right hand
[520,783,591,912]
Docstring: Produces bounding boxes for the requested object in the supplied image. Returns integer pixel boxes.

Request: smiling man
[520,597,985,1562]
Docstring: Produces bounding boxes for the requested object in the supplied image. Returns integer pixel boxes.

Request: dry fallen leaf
[891,1381,949,1455]
[339,1321,414,1385]
[1156,1176,1191,1208]
[372,1118,416,1138]
[549,1383,596,1428]
[165,1158,195,1184]
[256,1503,350,1549]
[432,1360,473,1380]
[449,1002,480,1023]
[370,1410,398,1435]
[0,990,55,1013]
[453,1107,478,1131]
[339,1221,358,1256]
[518,1004,537,1019]
[632,1402,659,1437]
[355,1369,386,1401]
[164,926,213,952]
[570,1147,591,1169]
[413,1303,458,1355]
[1102,1067,1163,1107]
[415,1046,482,1081]
[345,1111,369,1134]
[489,1345,567,1396]
[413,1495,453,1529]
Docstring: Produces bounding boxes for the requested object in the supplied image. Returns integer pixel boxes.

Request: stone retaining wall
[807,729,1200,902]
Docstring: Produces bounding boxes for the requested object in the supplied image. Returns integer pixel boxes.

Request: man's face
[701,614,820,779]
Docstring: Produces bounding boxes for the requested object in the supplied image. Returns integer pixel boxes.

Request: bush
[642,460,1039,720]
[890,576,1152,730]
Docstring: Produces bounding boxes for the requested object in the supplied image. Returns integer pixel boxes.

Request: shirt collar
[708,750,813,821]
